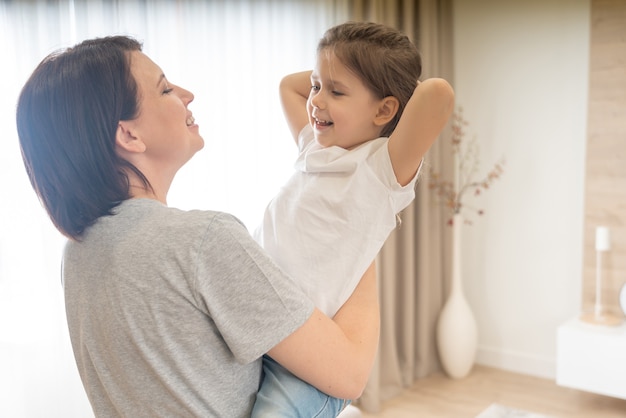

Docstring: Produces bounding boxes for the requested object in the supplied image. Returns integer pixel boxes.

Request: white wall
[452,0,590,379]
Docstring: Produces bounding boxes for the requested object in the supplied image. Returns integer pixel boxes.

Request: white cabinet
[556,318,626,400]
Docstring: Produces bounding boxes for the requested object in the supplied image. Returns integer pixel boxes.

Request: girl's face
[126,51,204,173]
[307,50,385,149]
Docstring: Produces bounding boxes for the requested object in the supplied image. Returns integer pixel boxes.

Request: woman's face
[125,51,204,173]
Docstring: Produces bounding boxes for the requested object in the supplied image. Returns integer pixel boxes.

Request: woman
[16,35,378,417]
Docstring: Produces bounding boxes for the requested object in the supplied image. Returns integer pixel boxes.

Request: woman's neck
[129,185,166,204]
[127,173,168,204]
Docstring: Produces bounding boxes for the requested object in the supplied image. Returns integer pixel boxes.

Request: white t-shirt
[254,125,419,317]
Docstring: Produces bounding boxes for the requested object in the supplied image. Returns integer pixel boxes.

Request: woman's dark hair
[16,35,147,241]
[318,21,422,137]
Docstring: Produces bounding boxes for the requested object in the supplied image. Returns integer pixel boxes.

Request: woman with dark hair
[16,35,379,417]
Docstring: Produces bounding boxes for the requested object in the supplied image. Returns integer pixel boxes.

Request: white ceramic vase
[436,213,478,379]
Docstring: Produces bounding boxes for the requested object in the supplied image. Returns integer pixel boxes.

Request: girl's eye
[310,85,320,92]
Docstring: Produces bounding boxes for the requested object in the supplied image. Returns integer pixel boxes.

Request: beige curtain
[343,0,455,412]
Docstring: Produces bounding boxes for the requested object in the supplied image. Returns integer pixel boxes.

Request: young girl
[253,21,455,417]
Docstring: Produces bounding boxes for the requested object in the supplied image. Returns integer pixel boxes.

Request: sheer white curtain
[0,1,349,416]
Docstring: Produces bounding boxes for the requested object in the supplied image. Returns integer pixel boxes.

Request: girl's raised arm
[388,78,455,186]
[279,71,312,142]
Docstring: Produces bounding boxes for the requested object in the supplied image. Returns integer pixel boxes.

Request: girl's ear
[374,96,400,127]
[115,121,146,154]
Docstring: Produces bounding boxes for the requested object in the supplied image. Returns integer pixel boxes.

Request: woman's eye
[332,90,344,96]
[163,88,174,95]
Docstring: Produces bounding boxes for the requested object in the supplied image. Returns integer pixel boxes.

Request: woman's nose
[177,85,194,105]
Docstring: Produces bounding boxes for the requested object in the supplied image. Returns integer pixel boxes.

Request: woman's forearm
[267,261,379,399]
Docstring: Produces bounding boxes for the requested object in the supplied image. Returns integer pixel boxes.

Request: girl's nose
[310,92,324,109]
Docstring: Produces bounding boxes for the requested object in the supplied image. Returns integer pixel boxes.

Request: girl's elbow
[436,79,456,111]
[421,78,455,102]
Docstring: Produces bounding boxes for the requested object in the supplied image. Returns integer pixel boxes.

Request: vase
[436,213,478,379]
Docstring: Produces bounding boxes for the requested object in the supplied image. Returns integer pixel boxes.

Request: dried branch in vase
[428,108,505,225]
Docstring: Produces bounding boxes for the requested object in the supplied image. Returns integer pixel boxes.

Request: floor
[355,365,626,418]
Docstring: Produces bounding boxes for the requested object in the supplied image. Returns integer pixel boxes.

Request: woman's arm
[388,78,455,186]
[279,71,312,142]
[267,261,379,400]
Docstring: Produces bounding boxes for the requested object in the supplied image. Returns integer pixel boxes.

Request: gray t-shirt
[63,199,314,417]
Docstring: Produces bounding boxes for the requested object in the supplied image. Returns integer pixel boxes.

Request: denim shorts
[251,355,351,418]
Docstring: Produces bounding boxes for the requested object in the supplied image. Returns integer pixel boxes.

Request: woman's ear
[374,96,400,126]
[115,121,146,154]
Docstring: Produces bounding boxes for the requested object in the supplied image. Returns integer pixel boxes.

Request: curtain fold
[345,0,455,412]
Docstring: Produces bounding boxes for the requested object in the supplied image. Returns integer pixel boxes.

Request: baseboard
[475,345,556,380]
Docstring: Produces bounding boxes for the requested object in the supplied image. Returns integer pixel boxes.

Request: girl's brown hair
[318,21,422,137]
